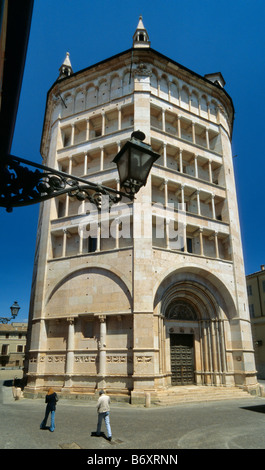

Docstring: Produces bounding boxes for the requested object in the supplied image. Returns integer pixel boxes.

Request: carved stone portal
[165,301,198,321]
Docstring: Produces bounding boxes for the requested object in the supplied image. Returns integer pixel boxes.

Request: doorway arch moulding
[153,267,239,388]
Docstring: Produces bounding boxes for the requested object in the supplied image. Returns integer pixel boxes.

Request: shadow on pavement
[241,404,265,414]
[3,380,13,387]
[91,431,109,441]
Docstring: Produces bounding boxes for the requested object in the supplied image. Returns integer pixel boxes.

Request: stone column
[66,319,75,375]
[70,124,75,146]
[101,112,105,136]
[219,320,227,382]
[65,158,71,215]
[86,118,90,141]
[158,316,163,374]
[68,156,73,175]
[214,231,219,259]
[183,224,187,252]
[205,128,210,149]
[118,106,121,131]
[199,227,204,256]
[96,224,101,252]
[196,190,201,216]
[192,122,196,144]
[84,152,88,175]
[115,218,120,249]
[194,154,198,178]
[211,194,216,219]
[211,321,219,385]
[100,146,104,171]
[79,230,83,255]
[64,318,75,390]
[179,149,183,173]
[98,315,107,384]
[208,160,213,183]
[165,218,170,249]
[177,115,181,138]
[164,179,168,207]
[65,194,69,217]
[162,109,165,132]
[203,321,211,384]
[181,184,185,207]
[62,229,68,257]
[163,142,167,167]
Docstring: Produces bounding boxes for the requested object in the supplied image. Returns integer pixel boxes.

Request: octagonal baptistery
[24,17,258,402]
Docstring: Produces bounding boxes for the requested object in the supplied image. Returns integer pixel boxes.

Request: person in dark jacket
[40,388,58,432]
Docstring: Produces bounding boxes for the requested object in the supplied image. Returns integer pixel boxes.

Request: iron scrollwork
[0,155,129,212]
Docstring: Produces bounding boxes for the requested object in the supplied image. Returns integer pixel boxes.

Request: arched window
[98,79,109,104]
[160,76,168,98]
[86,85,97,108]
[200,95,208,118]
[180,86,189,110]
[75,90,85,113]
[190,91,199,115]
[170,81,179,103]
[110,75,121,100]
[62,93,73,117]
[209,100,218,122]
[122,72,133,95]
[150,72,158,95]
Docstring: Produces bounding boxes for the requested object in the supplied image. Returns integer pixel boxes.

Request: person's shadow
[91,431,110,441]
[40,426,53,432]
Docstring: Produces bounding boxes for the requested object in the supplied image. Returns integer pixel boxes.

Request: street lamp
[113,130,160,196]
[0,301,20,324]
[0,131,160,212]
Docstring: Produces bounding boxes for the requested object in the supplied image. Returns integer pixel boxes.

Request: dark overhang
[0,0,34,156]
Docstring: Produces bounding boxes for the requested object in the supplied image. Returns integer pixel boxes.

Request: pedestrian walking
[40,388,58,432]
[96,390,112,441]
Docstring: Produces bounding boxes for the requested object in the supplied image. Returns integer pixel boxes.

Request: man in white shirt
[96,390,112,441]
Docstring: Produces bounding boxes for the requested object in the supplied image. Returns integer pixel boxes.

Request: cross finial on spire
[133,16,150,48]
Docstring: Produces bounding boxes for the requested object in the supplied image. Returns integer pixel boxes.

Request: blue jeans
[96,411,111,438]
[40,409,55,432]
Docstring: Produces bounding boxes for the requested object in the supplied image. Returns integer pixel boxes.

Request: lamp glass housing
[10,301,20,317]
[113,138,160,195]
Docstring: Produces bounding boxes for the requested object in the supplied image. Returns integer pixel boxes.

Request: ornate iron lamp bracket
[0,155,132,212]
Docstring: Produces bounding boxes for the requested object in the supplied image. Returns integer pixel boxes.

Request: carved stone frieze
[74,355,97,363]
[136,356,152,363]
[133,62,152,77]
[166,301,198,321]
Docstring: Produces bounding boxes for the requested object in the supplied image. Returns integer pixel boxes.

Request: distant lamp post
[0,131,160,211]
[0,301,20,324]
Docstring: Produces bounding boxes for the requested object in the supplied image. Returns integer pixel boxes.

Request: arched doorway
[166,300,197,385]
[156,278,231,387]
[170,332,195,385]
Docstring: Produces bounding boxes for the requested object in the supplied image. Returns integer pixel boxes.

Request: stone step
[153,386,252,405]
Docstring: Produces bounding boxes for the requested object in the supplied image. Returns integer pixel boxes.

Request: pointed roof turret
[204,72,226,88]
[58,52,73,79]
[133,16,150,48]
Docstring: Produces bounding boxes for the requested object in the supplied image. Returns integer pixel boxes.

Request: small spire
[58,52,73,79]
[133,15,150,48]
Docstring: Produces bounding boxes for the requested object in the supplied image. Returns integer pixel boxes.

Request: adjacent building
[247,265,265,378]
[0,323,27,369]
[24,17,258,402]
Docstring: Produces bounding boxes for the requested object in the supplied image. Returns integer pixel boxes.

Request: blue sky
[1,0,264,322]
